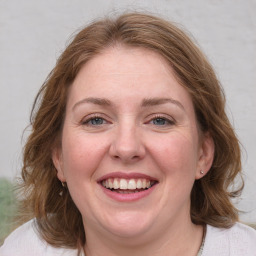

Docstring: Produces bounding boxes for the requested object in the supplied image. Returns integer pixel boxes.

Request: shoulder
[202,222,256,256]
[0,219,79,256]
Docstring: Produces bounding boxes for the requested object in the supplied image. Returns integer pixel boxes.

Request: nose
[109,123,146,163]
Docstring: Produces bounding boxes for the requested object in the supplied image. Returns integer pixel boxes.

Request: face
[53,46,214,242]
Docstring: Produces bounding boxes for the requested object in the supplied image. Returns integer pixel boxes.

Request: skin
[52,46,214,256]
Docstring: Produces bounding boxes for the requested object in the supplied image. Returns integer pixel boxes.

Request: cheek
[61,131,108,180]
[150,132,199,207]
[150,131,199,176]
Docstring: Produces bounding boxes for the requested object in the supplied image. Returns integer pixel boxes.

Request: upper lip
[97,172,158,183]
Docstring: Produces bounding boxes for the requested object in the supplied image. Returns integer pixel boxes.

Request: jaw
[83,196,196,256]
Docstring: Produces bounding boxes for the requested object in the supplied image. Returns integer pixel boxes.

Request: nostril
[112,153,141,162]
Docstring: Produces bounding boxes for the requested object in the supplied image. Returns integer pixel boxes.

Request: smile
[101,178,157,193]
[98,172,159,200]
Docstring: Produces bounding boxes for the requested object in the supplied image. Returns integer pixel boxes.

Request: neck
[83,219,204,256]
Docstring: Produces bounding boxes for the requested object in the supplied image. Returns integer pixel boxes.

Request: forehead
[83,46,173,76]
[67,46,194,111]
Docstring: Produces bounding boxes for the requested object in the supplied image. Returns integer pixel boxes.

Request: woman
[1,12,255,256]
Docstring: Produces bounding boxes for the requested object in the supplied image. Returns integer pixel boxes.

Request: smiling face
[52,46,214,243]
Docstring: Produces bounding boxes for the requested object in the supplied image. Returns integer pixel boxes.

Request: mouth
[99,177,158,194]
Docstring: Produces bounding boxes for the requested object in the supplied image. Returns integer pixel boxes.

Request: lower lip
[100,184,157,202]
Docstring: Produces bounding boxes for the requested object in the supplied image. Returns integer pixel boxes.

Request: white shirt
[202,222,256,256]
[0,219,79,256]
[1,219,256,255]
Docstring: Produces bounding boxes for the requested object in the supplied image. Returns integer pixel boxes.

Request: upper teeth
[102,178,153,190]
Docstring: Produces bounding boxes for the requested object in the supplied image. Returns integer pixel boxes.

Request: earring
[200,170,204,175]
[59,182,66,196]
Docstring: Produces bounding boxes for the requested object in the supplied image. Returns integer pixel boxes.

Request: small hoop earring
[200,170,204,175]
[61,182,66,187]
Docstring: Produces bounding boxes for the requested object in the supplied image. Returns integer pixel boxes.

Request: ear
[52,146,66,182]
[195,132,215,180]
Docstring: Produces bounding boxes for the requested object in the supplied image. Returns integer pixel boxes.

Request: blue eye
[149,116,175,127]
[89,117,104,125]
[82,116,106,126]
[152,118,167,125]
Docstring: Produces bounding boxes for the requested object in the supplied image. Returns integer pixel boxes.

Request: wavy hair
[19,12,243,252]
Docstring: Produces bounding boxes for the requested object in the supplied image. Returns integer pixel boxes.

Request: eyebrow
[72,97,112,111]
[72,97,185,111]
[141,98,185,110]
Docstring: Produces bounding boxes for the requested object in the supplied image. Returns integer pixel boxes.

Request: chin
[100,211,154,239]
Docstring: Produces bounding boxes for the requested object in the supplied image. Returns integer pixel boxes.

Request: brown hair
[19,12,243,252]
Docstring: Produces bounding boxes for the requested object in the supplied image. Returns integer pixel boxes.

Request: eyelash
[148,115,175,126]
[81,114,108,126]
[81,114,176,128]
